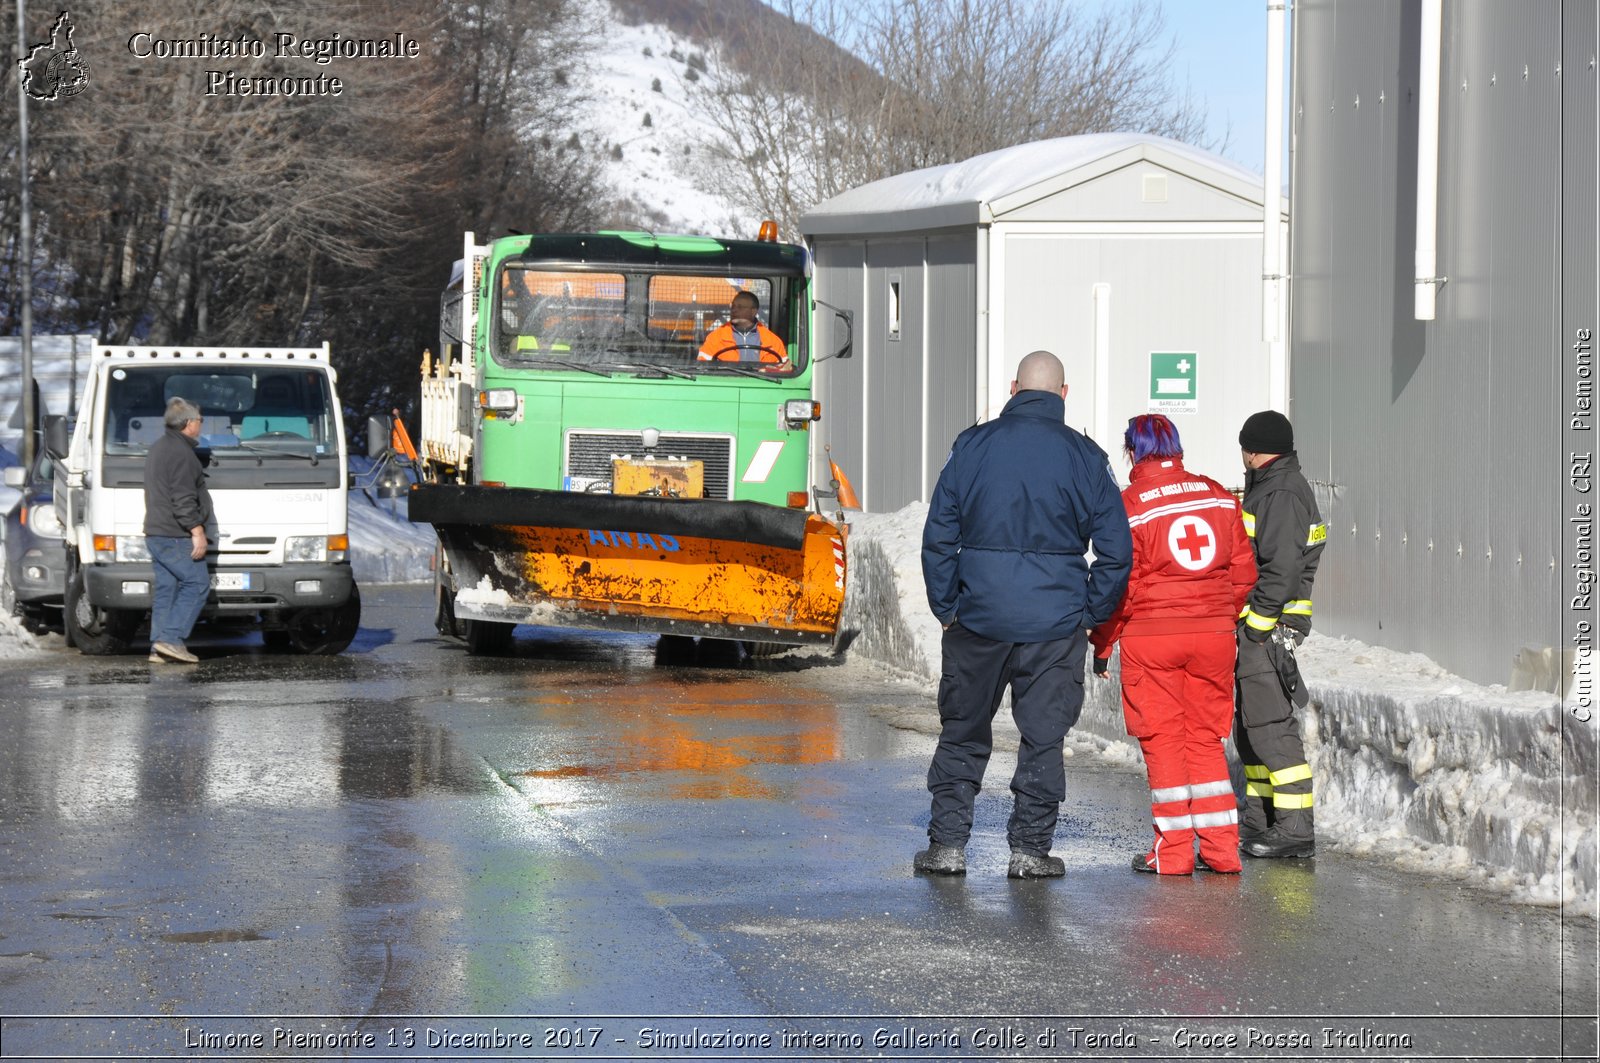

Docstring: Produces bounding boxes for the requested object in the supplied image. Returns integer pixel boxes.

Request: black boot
[1131,853,1159,874]
[1008,851,1065,878]
[913,843,966,875]
[1195,852,1240,874]
[1242,809,1314,859]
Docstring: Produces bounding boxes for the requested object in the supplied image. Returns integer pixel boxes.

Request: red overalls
[1091,458,1256,874]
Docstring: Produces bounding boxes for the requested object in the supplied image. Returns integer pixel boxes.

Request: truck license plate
[210,572,253,591]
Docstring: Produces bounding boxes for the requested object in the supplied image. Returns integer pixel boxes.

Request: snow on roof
[801,132,1272,236]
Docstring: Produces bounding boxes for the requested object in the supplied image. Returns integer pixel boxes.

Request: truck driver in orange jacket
[698,291,789,367]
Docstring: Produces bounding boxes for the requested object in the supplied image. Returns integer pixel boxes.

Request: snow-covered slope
[579,0,756,238]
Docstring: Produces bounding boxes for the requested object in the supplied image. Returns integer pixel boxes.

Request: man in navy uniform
[918,350,1133,878]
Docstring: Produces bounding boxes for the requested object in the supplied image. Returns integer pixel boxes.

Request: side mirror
[42,415,69,460]
[366,414,393,460]
[3,466,24,488]
[813,299,854,362]
[375,458,410,499]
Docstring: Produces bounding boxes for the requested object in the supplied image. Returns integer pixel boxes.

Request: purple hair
[1124,414,1183,463]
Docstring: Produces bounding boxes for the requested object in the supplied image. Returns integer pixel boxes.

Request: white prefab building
[800,133,1288,511]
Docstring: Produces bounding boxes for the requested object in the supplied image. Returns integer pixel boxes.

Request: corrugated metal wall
[1291,0,1586,685]
[811,234,978,512]
[811,242,866,505]
[865,240,926,508]
[924,235,978,495]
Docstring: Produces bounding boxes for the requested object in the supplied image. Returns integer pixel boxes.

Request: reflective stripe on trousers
[1241,760,1315,808]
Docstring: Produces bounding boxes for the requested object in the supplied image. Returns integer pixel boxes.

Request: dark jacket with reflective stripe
[922,389,1133,642]
[1241,452,1324,637]
[143,427,213,538]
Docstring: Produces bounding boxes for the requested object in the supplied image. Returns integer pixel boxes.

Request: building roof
[800,132,1282,236]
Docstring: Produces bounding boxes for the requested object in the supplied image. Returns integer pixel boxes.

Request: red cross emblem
[1167,515,1217,571]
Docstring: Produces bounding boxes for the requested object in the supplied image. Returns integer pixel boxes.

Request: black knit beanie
[1238,410,1294,454]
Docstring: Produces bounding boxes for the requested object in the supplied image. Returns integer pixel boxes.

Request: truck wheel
[655,633,698,665]
[65,570,137,655]
[463,619,514,656]
[284,584,362,655]
[433,552,460,639]
[743,640,792,658]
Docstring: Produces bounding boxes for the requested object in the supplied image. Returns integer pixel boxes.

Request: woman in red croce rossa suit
[1091,415,1256,875]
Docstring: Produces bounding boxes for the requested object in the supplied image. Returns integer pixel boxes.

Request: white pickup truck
[52,344,360,655]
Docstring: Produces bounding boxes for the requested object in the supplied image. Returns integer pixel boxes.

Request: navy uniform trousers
[927,623,1088,856]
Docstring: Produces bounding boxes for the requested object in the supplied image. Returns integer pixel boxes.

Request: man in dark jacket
[1235,410,1326,858]
[144,397,213,664]
[917,350,1133,878]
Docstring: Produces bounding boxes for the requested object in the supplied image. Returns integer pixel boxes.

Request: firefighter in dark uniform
[1235,410,1326,858]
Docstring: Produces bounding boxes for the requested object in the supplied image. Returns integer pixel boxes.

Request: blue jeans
[148,536,209,645]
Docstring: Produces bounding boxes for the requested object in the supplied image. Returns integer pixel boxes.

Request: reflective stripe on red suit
[1091,457,1256,873]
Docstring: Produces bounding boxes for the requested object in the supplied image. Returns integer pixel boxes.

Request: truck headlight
[284,535,327,563]
[115,535,150,563]
[24,501,64,538]
[479,388,518,412]
[782,399,821,427]
[285,534,347,563]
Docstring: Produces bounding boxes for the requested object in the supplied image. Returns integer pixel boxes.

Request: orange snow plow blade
[410,484,846,644]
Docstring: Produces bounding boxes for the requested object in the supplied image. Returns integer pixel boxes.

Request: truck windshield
[102,366,338,458]
[493,267,802,376]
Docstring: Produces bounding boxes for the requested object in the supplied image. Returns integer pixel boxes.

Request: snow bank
[1301,644,1595,914]
[0,610,43,659]
[843,503,1598,915]
[346,484,435,586]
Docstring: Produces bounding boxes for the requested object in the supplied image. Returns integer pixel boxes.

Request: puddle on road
[508,676,847,800]
[157,929,269,944]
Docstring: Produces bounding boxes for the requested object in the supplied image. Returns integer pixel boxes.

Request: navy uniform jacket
[922,389,1133,643]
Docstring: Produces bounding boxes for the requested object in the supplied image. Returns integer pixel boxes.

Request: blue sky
[1159,0,1278,173]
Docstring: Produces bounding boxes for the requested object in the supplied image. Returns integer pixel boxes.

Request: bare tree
[0,0,607,411]
[685,0,1214,236]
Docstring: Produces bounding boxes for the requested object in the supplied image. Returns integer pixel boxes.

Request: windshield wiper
[215,442,320,465]
[525,357,613,378]
[607,362,695,380]
[703,364,787,382]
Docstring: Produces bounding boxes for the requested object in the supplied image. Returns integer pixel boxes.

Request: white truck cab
[54,344,360,655]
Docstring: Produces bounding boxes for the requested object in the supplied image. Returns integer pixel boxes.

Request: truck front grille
[565,431,735,499]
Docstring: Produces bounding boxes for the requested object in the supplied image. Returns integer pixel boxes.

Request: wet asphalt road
[0,583,1594,1062]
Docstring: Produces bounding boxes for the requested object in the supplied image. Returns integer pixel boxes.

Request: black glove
[1092,656,1110,676]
